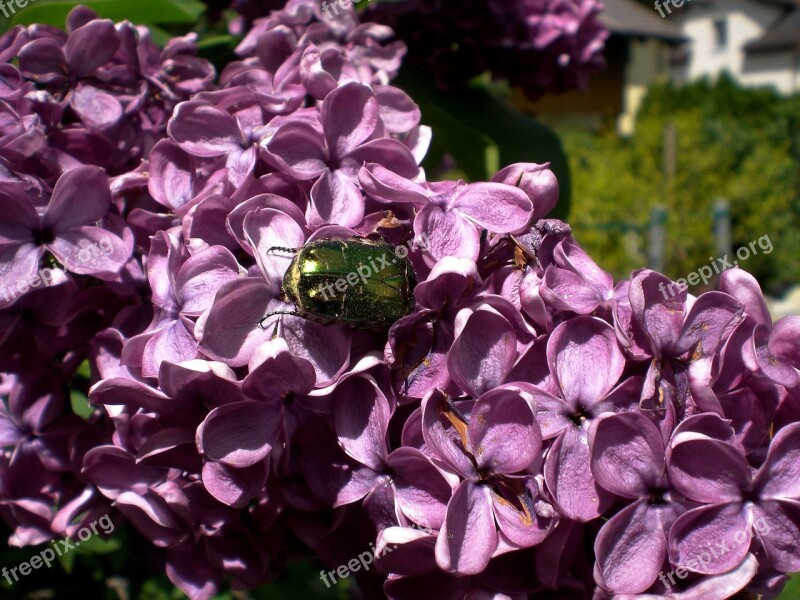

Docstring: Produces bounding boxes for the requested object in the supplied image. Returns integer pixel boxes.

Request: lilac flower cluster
[1,2,799,600]
[0,5,215,554]
[363,0,609,99]
[227,0,609,100]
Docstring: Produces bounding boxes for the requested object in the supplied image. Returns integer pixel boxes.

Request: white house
[514,0,684,134]
[670,0,800,94]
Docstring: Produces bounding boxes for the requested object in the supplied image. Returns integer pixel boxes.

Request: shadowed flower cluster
[0,2,799,600]
[364,0,609,99]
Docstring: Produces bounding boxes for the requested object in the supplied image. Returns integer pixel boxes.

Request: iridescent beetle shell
[264,238,417,329]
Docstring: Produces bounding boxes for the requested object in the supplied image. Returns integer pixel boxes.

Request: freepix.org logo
[1,514,115,586]
[0,0,37,20]
[654,0,692,18]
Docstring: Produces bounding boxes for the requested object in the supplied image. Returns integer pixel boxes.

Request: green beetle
[259,238,418,329]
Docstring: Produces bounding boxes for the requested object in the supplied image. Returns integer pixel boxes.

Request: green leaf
[6,0,205,31]
[57,544,76,574]
[394,69,572,219]
[250,560,351,600]
[778,573,800,599]
[419,100,500,185]
[74,534,122,556]
[197,33,237,50]
[75,359,91,380]
[70,389,93,419]
[146,24,174,48]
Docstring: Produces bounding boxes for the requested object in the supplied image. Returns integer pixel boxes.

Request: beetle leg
[266,246,298,255]
[258,311,300,329]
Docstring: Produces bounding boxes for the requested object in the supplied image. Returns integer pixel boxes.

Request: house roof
[599,0,684,41]
[746,6,800,52]
[756,0,800,7]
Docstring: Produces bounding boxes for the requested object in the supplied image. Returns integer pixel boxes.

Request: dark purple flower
[528,316,635,522]
[590,411,685,594]
[421,387,553,574]
[262,82,419,228]
[0,166,129,288]
[668,421,800,575]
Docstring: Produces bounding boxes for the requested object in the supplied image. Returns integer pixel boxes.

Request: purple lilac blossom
[364,0,609,99]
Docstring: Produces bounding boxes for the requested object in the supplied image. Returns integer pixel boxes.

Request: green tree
[560,75,800,295]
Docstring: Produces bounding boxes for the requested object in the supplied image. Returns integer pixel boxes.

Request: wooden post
[712,198,731,259]
[648,205,667,271]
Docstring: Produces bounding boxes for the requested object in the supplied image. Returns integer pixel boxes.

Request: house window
[713,18,728,49]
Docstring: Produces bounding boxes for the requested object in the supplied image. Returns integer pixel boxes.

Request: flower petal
[468,387,541,474]
[753,499,800,573]
[668,502,751,575]
[448,306,517,398]
[321,82,379,159]
[43,165,111,231]
[333,375,390,471]
[594,499,667,594]
[307,169,365,229]
[168,101,242,157]
[544,426,612,522]
[547,316,625,409]
[197,401,277,468]
[589,411,665,498]
[435,480,497,575]
[452,182,532,233]
[668,435,749,503]
[754,422,800,500]
[65,19,119,77]
[388,447,452,530]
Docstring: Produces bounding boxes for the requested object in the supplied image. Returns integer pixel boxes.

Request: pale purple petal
[197,279,273,367]
[448,307,517,398]
[197,401,276,468]
[321,82,379,159]
[668,502,751,575]
[753,500,800,573]
[754,422,800,500]
[544,426,612,522]
[668,436,749,503]
[334,375,390,471]
[421,389,477,479]
[589,412,664,498]
[547,316,625,409]
[388,447,452,530]
[70,85,122,130]
[147,140,195,210]
[169,102,243,157]
[280,317,351,387]
[47,227,129,278]
[375,85,421,133]
[415,204,480,263]
[307,169,365,228]
[594,499,667,594]
[492,162,559,219]
[141,319,199,379]
[451,182,533,233]
[65,19,119,77]
[358,162,429,204]
[435,480,497,575]
[43,165,111,231]
[175,246,240,316]
[262,121,328,180]
[0,244,42,306]
[467,387,541,474]
[719,268,772,327]
[201,459,269,508]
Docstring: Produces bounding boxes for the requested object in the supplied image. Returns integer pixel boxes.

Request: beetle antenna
[266,246,298,255]
[258,311,299,329]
